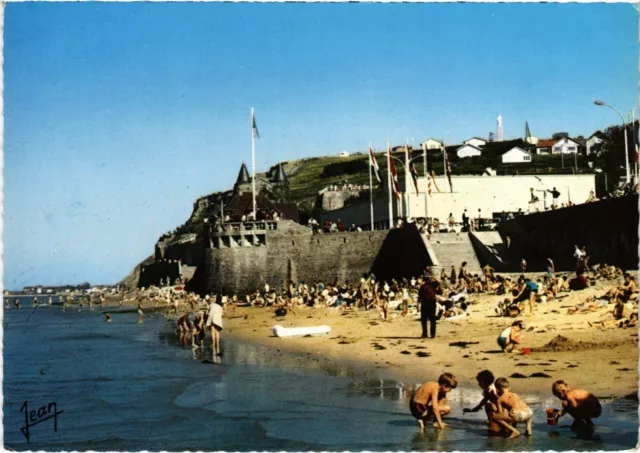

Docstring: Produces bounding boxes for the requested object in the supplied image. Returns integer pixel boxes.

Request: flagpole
[251,107,257,221]
[404,141,410,219]
[369,143,374,231]
[423,142,428,219]
[387,141,393,228]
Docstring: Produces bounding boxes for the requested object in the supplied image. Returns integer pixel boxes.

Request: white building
[552,137,580,154]
[456,144,482,158]
[320,174,595,227]
[463,137,487,148]
[339,151,350,157]
[586,131,606,155]
[421,138,444,150]
[501,147,532,163]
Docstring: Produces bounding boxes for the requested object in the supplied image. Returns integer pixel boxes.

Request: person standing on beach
[418,279,439,339]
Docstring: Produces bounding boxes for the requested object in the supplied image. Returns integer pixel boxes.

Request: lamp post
[594,99,631,184]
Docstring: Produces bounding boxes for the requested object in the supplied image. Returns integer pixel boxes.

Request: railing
[211,220,278,236]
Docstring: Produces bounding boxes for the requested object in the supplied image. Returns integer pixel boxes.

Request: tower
[496,114,504,142]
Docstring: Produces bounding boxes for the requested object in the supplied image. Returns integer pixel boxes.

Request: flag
[388,145,401,200]
[407,145,419,195]
[423,143,439,194]
[443,142,453,193]
[251,111,260,139]
[369,146,382,183]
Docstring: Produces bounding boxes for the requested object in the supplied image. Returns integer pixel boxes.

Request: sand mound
[538,334,633,352]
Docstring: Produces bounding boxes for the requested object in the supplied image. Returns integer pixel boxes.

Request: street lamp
[594,99,630,184]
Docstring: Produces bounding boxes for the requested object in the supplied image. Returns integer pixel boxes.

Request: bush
[320,160,368,178]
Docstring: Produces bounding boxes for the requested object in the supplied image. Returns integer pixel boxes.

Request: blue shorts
[497,336,508,348]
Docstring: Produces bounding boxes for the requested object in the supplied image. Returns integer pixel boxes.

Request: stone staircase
[427,233,483,276]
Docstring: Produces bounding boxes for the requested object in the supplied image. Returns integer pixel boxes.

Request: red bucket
[522,347,531,355]
[546,408,559,425]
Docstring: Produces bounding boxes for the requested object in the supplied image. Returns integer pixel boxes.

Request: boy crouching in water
[463,370,503,435]
[552,380,601,429]
[410,373,457,431]
[492,377,533,438]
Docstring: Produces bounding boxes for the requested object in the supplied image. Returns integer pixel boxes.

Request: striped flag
[369,146,382,183]
[443,141,453,193]
[407,145,419,195]
[252,111,260,139]
[388,145,401,200]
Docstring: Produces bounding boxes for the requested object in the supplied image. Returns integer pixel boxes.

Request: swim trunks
[510,407,533,423]
[409,400,428,420]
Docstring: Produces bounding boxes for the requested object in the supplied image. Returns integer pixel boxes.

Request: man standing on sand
[418,279,443,339]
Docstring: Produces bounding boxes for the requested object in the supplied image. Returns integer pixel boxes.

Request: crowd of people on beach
[410,370,602,438]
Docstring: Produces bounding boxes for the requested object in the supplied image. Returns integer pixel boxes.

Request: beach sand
[222,280,638,399]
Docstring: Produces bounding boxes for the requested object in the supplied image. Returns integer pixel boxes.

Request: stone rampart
[498,195,639,272]
[203,220,388,296]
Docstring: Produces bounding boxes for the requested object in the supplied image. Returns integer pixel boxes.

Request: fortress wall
[204,228,389,296]
[164,241,204,266]
[498,195,639,272]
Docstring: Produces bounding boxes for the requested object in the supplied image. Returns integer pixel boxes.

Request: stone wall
[203,221,389,296]
[498,195,639,272]
[139,260,181,288]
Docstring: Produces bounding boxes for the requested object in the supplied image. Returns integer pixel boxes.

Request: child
[497,321,523,353]
[492,377,533,438]
[409,373,457,431]
[463,370,503,435]
[551,380,601,429]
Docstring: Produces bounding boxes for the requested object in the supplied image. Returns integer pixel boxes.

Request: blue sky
[4,2,636,289]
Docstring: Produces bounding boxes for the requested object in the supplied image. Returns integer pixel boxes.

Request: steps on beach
[427,233,483,276]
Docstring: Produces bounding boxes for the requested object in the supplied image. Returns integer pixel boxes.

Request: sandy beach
[221,278,638,400]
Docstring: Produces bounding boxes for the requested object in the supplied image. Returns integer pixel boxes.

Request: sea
[3,296,638,451]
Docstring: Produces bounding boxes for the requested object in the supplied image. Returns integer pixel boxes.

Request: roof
[463,137,488,143]
[235,162,251,185]
[456,143,483,152]
[536,139,557,148]
[421,138,443,144]
[588,131,607,140]
[272,163,288,183]
[502,146,532,156]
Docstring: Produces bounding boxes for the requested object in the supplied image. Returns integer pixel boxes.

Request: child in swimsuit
[551,380,601,429]
[497,321,523,353]
[463,370,503,435]
[492,377,533,438]
[409,373,457,431]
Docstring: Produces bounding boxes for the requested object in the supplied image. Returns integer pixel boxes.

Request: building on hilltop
[501,147,533,163]
[586,131,607,155]
[420,138,444,150]
[456,143,483,158]
[463,137,488,148]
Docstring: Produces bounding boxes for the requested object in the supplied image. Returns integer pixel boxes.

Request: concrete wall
[320,174,596,227]
[163,240,204,266]
[407,174,595,221]
[321,190,362,211]
[203,221,389,296]
[498,195,639,272]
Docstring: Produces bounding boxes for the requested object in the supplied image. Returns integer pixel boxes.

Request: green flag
[252,111,260,139]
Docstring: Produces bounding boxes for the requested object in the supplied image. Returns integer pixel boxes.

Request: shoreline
[221,283,638,400]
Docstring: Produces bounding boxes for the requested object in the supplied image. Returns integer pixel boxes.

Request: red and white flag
[407,145,419,195]
[388,145,401,200]
[369,146,382,183]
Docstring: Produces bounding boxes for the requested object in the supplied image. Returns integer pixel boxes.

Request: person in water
[137,303,144,324]
[551,380,601,429]
[105,313,112,323]
[463,370,504,435]
[409,373,457,431]
[206,297,224,357]
[492,377,533,438]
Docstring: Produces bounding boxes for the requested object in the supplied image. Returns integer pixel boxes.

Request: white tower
[496,114,504,142]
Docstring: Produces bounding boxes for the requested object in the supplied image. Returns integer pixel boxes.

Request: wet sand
[222,280,638,399]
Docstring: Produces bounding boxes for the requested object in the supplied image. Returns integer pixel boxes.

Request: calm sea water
[3,299,638,451]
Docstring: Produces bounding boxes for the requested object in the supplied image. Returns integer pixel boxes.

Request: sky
[3,2,637,289]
